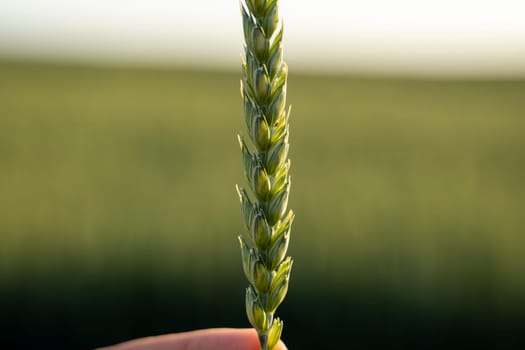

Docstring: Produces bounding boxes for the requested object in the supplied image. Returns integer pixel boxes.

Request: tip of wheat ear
[238,1,293,349]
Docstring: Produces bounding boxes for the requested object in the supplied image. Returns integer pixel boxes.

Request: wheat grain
[237,1,293,349]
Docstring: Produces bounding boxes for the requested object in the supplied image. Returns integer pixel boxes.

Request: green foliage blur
[1,60,524,348]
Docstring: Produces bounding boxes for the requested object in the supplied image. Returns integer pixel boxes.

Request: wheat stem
[237,1,293,349]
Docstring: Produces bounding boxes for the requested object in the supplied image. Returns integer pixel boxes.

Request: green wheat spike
[237,1,293,349]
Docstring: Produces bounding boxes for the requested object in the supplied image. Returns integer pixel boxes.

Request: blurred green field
[1,60,525,348]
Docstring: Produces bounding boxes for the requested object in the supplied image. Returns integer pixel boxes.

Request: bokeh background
[1,1,525,349]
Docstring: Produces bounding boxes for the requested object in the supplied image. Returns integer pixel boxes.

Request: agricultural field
[1,60,524,348]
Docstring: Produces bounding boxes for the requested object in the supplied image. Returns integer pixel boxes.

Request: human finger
[97,328,287,350]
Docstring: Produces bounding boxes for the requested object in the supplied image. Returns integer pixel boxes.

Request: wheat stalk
[236,1,293,349]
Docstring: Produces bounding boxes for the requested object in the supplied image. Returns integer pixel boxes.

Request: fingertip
[275,339,288,350]
[98,328,287,350]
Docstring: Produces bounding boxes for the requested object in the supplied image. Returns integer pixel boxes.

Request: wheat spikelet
[237,1,293,349]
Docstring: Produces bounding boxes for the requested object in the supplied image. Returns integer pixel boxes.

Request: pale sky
[1,0,525,76]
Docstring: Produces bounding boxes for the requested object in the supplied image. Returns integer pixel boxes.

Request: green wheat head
[237,0,293,349]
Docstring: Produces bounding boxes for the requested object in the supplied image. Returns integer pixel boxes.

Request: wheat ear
[236,1,293,349]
